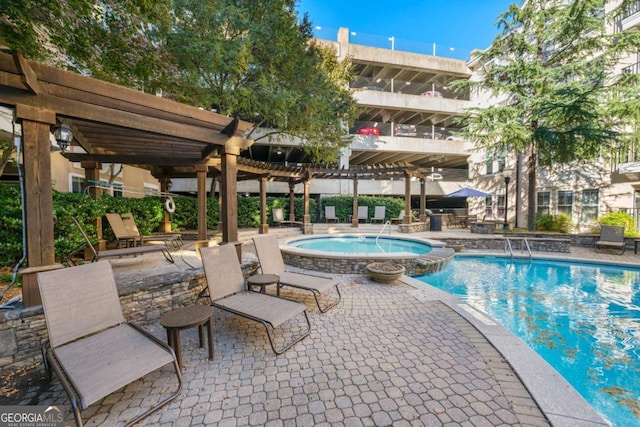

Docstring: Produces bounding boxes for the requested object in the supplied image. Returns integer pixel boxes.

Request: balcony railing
[350,120,465,140]
[351,77,470,101]
[615,0,640,32]
[622,62,640,74]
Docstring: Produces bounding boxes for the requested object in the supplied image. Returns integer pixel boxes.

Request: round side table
[247,274,280,296]
[160,305,214,370]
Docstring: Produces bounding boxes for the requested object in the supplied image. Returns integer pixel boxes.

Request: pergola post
[221,137,253,261]
[82,160,106,251]
[303,180,311,224]
[288,180,296,222]
[419,178,427,223]
[404,172,412,225]
[216,177,223,233]
[16,105,56,267]
[259,176,268,234]
[352,176,359,228]
[196,164,209,247]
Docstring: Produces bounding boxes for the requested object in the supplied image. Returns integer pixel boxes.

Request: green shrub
[319,195,404,222]
[598,212,637,237]
[534,213,573,233]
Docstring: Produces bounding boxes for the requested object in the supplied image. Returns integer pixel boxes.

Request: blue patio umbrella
[445,187,491,198]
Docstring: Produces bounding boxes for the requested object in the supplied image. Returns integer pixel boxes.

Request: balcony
[622,62,640,74]
[615,1,640,31]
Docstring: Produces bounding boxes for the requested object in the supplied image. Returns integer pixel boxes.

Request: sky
[296,0,516,60]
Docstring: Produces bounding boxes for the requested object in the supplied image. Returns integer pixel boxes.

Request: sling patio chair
[324,206,339,223]
[69,217,174,265]
[252,235,341,313]
[120,212,183,250]
[200,244,310,354]
[37,261,182,427]
[371,205,386,223]
[357,205,369,223]
[391,210,405,224]
[272,208,298,227]
[595,224,626,255]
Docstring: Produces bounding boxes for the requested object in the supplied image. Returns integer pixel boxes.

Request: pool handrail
[375,221,392,252]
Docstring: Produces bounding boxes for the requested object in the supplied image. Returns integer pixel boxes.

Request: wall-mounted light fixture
[52,123,73,153]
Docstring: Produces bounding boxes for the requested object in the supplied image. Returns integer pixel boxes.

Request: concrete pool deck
[3,225,624,426]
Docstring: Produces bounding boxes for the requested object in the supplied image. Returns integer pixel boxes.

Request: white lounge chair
[252,235,341,312]
[357,206,369,223]
[200,244,311,354]
[325,206,339,223]
[371,206,386,223]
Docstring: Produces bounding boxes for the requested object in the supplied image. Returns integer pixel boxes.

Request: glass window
[485,155,494,175]
[537,191,551,215]
[112,183,123,198]
[484,196,493,219]
[580,189,598,223]
[71,175,86,194]
[496,194,505,218]
[557,190,573,216]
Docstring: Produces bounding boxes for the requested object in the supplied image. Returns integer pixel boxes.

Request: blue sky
[297,0,516,60]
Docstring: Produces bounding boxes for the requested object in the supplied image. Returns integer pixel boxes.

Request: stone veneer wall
[437,237,572,253]
[398,222,429,233]
[0,261,257,375]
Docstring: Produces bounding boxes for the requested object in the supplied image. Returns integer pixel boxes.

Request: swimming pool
[418,257,640,427]
[280,235,454,275]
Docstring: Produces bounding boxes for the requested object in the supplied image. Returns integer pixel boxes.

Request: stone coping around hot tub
[281,234,446,259]
[280,234,452,275]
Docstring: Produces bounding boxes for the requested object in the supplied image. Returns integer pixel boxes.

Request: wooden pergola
[0,52,254,266]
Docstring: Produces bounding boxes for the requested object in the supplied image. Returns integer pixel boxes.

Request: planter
[365,262,406,283]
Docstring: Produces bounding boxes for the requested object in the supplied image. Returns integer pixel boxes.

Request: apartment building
[465,0,640,232]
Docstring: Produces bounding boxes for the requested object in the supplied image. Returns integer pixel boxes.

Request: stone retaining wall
[439,237,572,253]
[398,222,429,233]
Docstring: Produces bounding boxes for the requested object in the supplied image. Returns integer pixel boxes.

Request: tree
[1,0,173,89]
[452,0,637,231]
[164,0,357,164]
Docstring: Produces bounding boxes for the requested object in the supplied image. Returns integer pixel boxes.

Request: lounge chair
[252,235,341,312]
[595,225,626,254]
[272,208,297,227]
[69,217,174,264]
[120,212,183,249]
[371,205,386,223]
[37,262,182,427]
[200,244,310,354]
[357,205,369,223]
[391,210,405,224]
[325,206,339,223]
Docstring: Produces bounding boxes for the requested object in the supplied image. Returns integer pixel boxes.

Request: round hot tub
[280,234,454,276]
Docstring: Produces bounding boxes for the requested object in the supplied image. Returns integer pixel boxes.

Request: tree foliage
[165,0,357,164]
[452,0,638,230]
[1,1,356,165]
[1,0,173,88]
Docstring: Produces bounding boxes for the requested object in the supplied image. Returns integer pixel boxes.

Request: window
[485,156,494,175]
[111,183,123,198]
[70,175,86,194]
[537,191,551,215]
[496,194,505,218]
[557,190,573,216]
[144,183,160,196]
[580,189,598,223]
[484,196,493,219]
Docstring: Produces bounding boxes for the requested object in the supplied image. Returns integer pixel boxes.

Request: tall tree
[1,0,172,88]
[453,0,636,230]
[165,0,357,164]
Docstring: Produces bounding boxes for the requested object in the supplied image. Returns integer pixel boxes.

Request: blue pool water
[418,257,640,427]
[289,236,432,254]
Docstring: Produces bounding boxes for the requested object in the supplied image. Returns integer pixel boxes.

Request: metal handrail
[505,238,514,258]
[523,239,532,259]
[375,221,392,252]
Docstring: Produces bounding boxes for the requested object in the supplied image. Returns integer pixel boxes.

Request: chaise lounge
[252,235,341,312]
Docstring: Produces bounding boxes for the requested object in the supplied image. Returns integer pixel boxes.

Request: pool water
[289,236,432,254]
[418,257,640,427]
